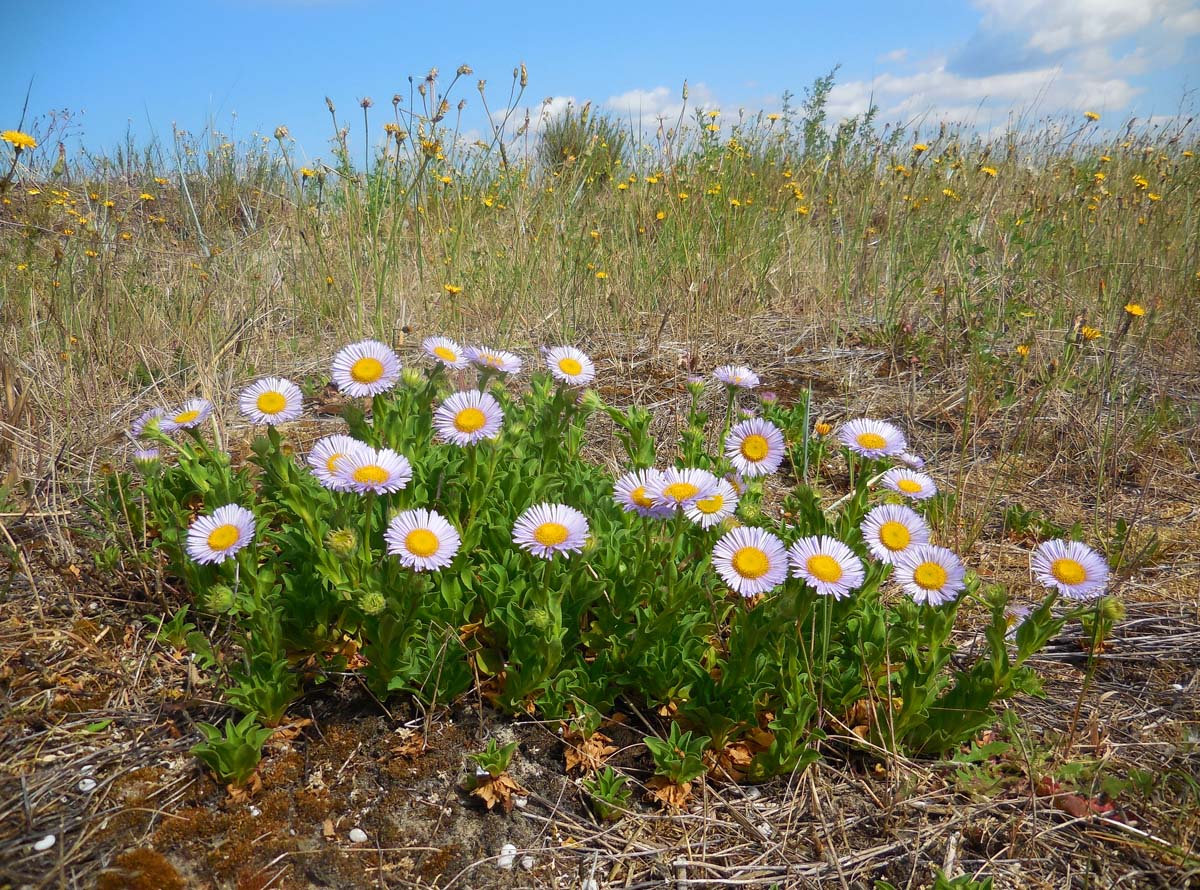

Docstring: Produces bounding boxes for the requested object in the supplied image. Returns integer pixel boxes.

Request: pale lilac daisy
[711,526,789,597]
[335,446,412,494]
[713,365,759,389]
[160,399,213,433]
[898,451,926,470]
[725,417,786,478]
[545,346,596,386]
[512,503,589,559]
[130,407,165,438]
[893,544,966,606]
[331,339,401,398]
[385,509,461,572]
[613,469,673,519]
[1031,539,1110,601]
[422,336,469,369]
[647,467,720,511]
[239,377,304,426]
[788,535,866,600]
[433,390,504,445]
[838,418,907,459]
[186,504,256,565]
[880,467,937,500]
[132,448,160,472]
[307,435,371,492]
[684,478,740,528]
[466,345,522,375]
[861,504,930,564]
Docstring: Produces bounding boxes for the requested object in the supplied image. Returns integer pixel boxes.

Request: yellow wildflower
[655,210,665,220]
[299,167,315,179]
[678,192,688,200]
[139,193,155,201]
[439,175,452,184]
[443,284,463,295]
[1123,303,1145,317]
[617,182,628,191]
[1015,344,1030,358]
[1080,326,1102,341]
[912,143,929,153]
[595,271,608,279]
[1148,192,1161,201]
[119,232,132,241]
[1,130,37,151]
[1093,172,1106,182]
[814,422,831,437]
[706,124,720,132]
[766,113,780,121]
[154,177,168,185]
[980,166,998,177]
[1132,174,1149,190]
[1183,150,1193,158]
[942,188,959,200]
[1084,111,1100,121]
[589,230,600,240]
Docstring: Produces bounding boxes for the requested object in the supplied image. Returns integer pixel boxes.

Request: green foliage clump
[536,101,629,183]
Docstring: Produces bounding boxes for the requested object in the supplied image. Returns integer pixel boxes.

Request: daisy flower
[307,434,371,492]
[433,390,504,445]
[545,346,596,386]
[725,417,786,478]
[898,451,926,470]
[647,467,720,510]
[881,467,937,500]
[335,446,412,494]
[422,336,469,369]
[132,448,160,472]
[160,399,213,433]
[512,503,589,559]
[385,508,461,572]
[861,504,930,564]
[838,418,907,459]
[613,469,672,519]
[239,377,304,425]
[331,339,401,398]
[684,478,740,528]
[186,504,256,565]
[1030,539,1109,600]
[893,544,966,606]
[713,365,759,389]
[130,407,165,438]
[711,526,788,597]
[1005,605,1033,640]
[466,345,522,375]
[788,535,866,600]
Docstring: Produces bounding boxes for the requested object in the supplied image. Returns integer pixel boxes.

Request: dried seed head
[426,67,438,83]
[325,96,336,114]
[477,79,486,93]
[274,125,289,140]
[682,80,689,100]
[392,94,401,107]
[457,63,473,76]
[519,62,528,87]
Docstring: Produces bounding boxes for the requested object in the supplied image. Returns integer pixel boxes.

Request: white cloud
[878,48,909,64]
[603,82,718,131]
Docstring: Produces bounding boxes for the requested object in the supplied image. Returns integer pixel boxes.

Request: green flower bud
[579,389,606,413]
[1098,596,1125,623]
[358,591,386,615]
[327,528,357,556]
[401,366,424,388]
[202,584,236,614]
[527,607,551,632]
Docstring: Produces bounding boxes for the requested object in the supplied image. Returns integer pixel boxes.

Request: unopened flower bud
[203,584,236,614]
[274,125,290,140]
[358,591,386,615]
[401,367,424,389]
[327,528,357,556]
[527,607,551,632]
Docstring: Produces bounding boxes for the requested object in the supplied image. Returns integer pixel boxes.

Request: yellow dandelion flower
[1148,192,1161,201]
[617,182,628,191]
[595,271,608,279]
[729,198,741,207]
[707,110,720,119]
[103,200,114,208]
[1,130,37,151]
[154,177,168,185]
[1099,155,1111,163]
[814,422,831,437]
[706,124,720,132]
[1080,326,1102,341]
[139,193,155,201]
[942,188,959,200]
[678,192,688,200]
[443,284,463,295]
[1132,174,1149,189]
[1123,303,1145,317]
[16,263,27,271]
[980,166,998,177]
[1015,344,1030,358]
[325,275,334,286]
[766,113,781,121]
[1183,150,1193,158]
[655,210,665,220]
[912,143,929,153]
[1084,111,1100,121]
[1093,171,1106,182]
[589,230,600,239]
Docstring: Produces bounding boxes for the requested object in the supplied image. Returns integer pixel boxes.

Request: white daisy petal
[860,504,931,564]
[880,467,937,500]
[646,467,720,510]
[724,417,786,478]
[465,345,522,375]
[1030,539,1109,600]
[331,340,402,398]
[335,446,412,494]
[130,407,165,438]
[893,544,966,606]
[684,479,740,528]
[160,399,213,433]
[512,503,589,559]
[838,418,908,459]
[545,346,596,386]
[307,435,372,492]
[186,504,256,565]
[422,336,469,369]
[787,535,866,599]
[713,365,759,389]
[433,390,504,445]
[613,469,673,519]
[385,508,462,572]
[239,377,304,425]
[711,526,789,597]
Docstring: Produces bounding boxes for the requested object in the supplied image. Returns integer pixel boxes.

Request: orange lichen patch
[96,848,185,890]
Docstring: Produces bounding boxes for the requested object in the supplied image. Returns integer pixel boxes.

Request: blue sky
[5,0,1199,161]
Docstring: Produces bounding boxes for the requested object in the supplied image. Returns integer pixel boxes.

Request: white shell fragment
[34,834,56,852]
[520,854,534,870]
[78,778,97,793]
[497,842,517,869]
[348,827,368,844]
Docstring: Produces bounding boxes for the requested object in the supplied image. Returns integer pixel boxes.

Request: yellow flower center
[533,522,569,547]
[913,561,948,590]
[695,494,725,515]
[483,354,503,367]
[856,431,887,450]
[350,356,384,383]
[731,546,770,580]
[405,529,440,558]
[352,464,389,485]
[631,486,655,508]
[256,391,287,415]
[173,409,200,424]
[207,524,240,551]
[557,357,583,376]
[739,434,769,462]
[454,407,486,433]
[806,554,843,583]
[433,345,458,362]
[897,478,923,494]
[1051,558,1086,585]
[325,453,344,473]
[663,481,699,502]
[878,521,911,552]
